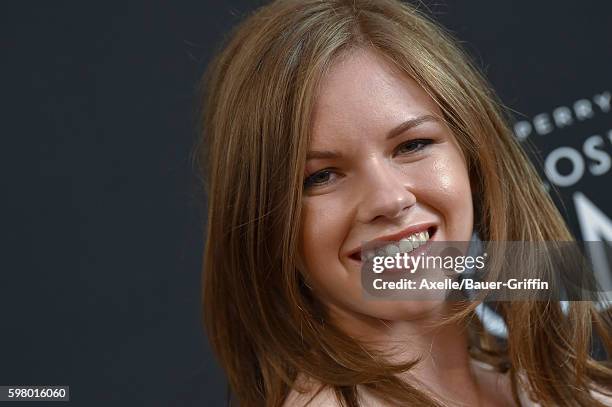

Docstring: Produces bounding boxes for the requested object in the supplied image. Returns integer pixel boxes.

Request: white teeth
[398,239,413,252]
[408,234,420,247]
[362,229,432,261]
[393,230,431,253]
[385,245,399,256]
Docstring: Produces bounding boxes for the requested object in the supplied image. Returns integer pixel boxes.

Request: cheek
[432,154,472,203]
[414,147,474,237]
[300,196,352,282]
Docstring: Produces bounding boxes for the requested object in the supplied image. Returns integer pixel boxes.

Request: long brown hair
[197,0,612,405]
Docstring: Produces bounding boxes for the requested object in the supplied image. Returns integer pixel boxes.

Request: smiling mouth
[349,226,437,262]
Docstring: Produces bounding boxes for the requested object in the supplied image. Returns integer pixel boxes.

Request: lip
[346,223,438,262]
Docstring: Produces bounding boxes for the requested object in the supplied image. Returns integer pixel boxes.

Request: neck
[328,302,482,405]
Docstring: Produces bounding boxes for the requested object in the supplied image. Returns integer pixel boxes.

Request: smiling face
[300,48,474,326]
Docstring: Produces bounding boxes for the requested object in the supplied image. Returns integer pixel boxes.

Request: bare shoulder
[282,375,340,407]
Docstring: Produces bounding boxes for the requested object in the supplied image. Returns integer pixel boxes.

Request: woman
[197,0,612,405]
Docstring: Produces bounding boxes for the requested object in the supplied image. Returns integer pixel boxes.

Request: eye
[303,169,338,189]
[394,138,433,156]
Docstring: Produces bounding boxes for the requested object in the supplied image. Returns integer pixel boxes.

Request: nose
[356,160,416,223]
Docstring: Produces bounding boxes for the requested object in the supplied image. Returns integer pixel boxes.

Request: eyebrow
[306,150,341,160]
[306,114,440,161]
[386,114,440,140]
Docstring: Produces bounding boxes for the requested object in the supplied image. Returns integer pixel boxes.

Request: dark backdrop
[2,1,610,406]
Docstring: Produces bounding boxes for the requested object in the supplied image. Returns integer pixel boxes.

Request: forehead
[311,48,442,146]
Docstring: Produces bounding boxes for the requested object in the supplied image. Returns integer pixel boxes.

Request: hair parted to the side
[197,0,612,406]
